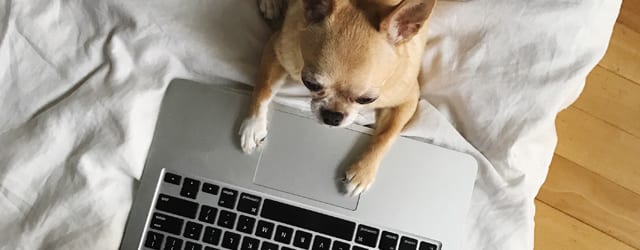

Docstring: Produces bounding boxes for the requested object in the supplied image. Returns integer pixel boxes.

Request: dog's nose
[320,108,344,126]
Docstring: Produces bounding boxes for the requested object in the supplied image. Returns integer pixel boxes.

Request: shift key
[150,212,184,235]
[156,194,199,219]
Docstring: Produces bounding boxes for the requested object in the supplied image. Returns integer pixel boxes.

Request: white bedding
[0,0,620,249]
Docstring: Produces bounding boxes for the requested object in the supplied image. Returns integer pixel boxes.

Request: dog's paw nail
[340,173,353,184]
[351,187,365,197]
[339,177,348,184]
[345,172,355,181]
[345,182,366,197]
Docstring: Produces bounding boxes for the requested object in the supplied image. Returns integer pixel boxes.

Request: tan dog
[240,0,436,196]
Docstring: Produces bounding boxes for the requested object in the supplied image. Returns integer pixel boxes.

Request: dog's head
[298,0,435,127]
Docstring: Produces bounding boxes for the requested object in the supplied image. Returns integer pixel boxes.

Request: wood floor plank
[554,107,640,195]
[537,154,640,248]
[534,201,634,250]
[574,66,640,137]
[618,0,640,33]
[599,23,640,85]
[534,2,640,248]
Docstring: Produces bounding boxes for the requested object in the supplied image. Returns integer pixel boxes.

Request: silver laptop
[119,79,477,250]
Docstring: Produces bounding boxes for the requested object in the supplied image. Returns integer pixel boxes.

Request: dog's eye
[302,79,323,92]
[355,96,377,104]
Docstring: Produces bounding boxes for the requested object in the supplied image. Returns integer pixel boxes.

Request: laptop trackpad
[252,110,365,210]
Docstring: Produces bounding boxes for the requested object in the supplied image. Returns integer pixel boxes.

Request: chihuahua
[240,0,436,196]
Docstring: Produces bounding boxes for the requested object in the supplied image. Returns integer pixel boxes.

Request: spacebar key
[260,199,356,241]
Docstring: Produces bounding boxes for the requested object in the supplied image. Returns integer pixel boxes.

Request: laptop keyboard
[141,170,441,250]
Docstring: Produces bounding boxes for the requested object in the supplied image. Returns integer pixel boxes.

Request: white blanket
[0,0,620,249]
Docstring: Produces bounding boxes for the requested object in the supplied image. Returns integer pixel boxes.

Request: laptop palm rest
[253,109,365,210]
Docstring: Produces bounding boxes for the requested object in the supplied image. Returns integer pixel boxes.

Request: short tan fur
[241,0,436,195]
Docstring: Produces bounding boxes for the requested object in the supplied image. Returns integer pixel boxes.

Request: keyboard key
[331,241,350,250]
[156,194,199,219]
[418,242,437,250]
[222,231,242,250]
[206,247,221,250]
[186,241,204,250]
[282,247,296,250]
[241,236,261,250]
[199,205,218,224]
[261,241,279,250]
[311,235,331,250]
[203,226,222,245]
[261,199,356,242]
[352,246,367,250]
[164,173,181,185]
[274,225,293,244]
[203,183,220,195]
[184,221,204,241]
[378,231,398,250]
[218,210,237,229]
[398,237,417,250]
[293,230,312,249]
[219,188,239,209]
[181,178,201,199]
[237,215,256,234]
[150,212,184,235]
[255,220,275,239]
[355,225,379,248]
[144,231,164,250]
[237,193,262,215]
[164,236,184,250]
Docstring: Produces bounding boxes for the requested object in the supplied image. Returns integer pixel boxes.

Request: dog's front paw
[344,161,379,196]
[259,0,284,20]
[239,116,268,154]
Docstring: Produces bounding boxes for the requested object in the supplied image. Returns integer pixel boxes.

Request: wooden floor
[533,1,640,249]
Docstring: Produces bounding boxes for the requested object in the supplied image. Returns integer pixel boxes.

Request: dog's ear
[302,0,334,23]
[380,0,436,45]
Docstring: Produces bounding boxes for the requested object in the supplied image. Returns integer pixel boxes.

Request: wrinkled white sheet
[0,0,620,249]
